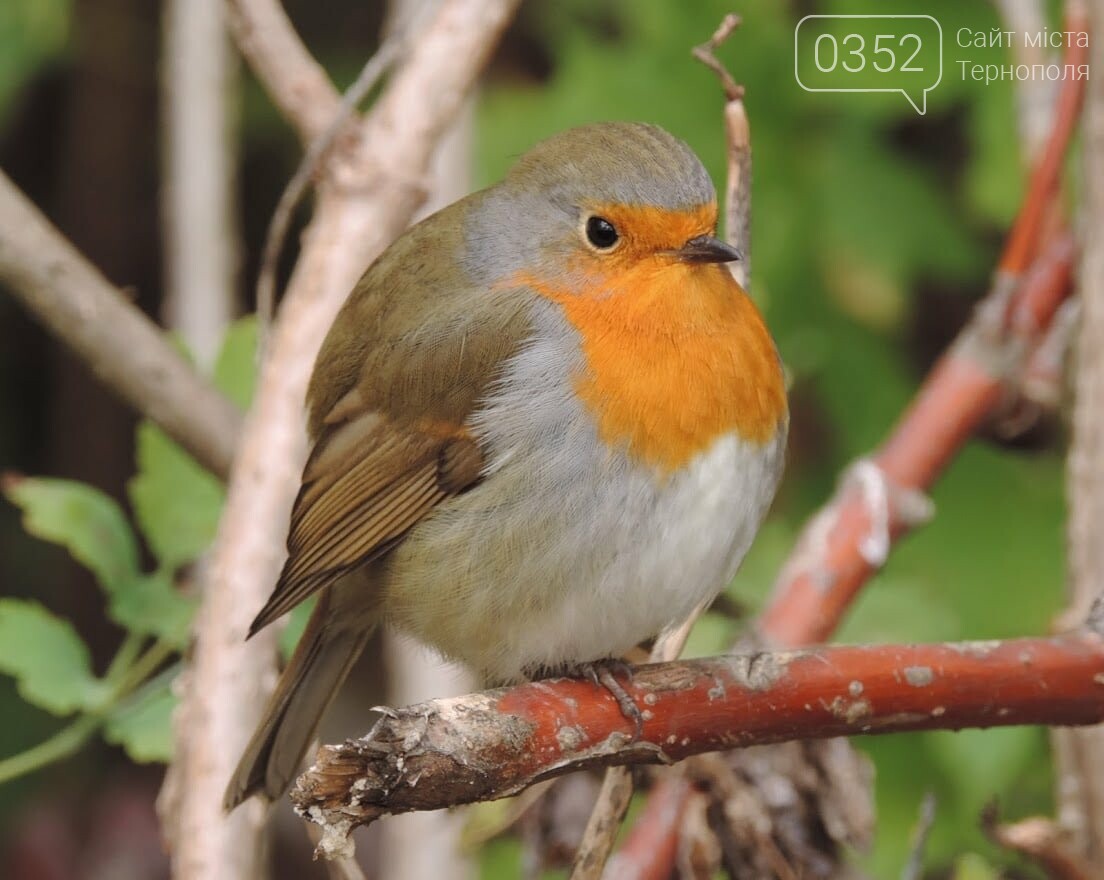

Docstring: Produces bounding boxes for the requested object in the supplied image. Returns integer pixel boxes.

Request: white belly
[384,301,786,683]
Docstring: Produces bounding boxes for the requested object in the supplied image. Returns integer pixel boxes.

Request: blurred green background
[0,0,1070,877]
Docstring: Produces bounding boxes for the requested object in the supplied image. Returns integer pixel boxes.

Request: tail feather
[224,600,372,810]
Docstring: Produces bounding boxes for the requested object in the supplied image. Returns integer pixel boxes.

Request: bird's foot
[580,658,644,742]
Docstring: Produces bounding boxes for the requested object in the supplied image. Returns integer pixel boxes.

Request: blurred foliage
[0,0,69,116]
[0,319,257,779]
[0,0,1074,877]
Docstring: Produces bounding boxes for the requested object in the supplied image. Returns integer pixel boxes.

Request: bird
[225,121,788,809]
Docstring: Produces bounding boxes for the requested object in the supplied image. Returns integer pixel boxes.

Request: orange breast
[517,259,787,474]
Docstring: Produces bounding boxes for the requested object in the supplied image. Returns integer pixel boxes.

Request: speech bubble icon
[794,14,943,115]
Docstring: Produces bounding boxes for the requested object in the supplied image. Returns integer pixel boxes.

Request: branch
[292,630,1104,853]
[223,0,341,144]
[1054,0,1104,865]
[0,170,242,480]
[162,0,239,367]
[998,2,1089,279]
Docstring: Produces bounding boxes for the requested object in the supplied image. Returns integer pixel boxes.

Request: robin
[225,121,788,808]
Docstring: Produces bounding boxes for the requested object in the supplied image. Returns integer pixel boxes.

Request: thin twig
[692,15,750,290]
[255,34,403,341]
[690,15,743,102]
[1054,0,1104,863]
[900,792,937,880]
[998,3,1089,279]
[569,769,636,880]
[162,0,239,367]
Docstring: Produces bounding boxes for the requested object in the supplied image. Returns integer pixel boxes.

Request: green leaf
[128,423,224,568]
[4,476,139,593]
[213,315,258,409]
[0,600,104,714]
[104,681,175,763]
[108,568,195,648]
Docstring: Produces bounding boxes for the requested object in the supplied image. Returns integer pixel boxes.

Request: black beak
[675,235,742,264]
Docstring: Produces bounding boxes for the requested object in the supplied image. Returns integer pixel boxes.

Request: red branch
[292,631,1104,846]
[603,777,693,880]
[998,3,1089,277]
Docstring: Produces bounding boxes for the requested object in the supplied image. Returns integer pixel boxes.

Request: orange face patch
[580,201,718,262]
[514,205,787,474]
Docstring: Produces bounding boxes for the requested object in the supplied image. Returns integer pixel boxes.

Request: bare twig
[255,34,403,336]
[162,0,239,367]
[602,777,693,880]
[0,170,242,479]
[1054,0,1104,866]
[293,631,1104,853]
[998,4,1089,281]
[163,2,520,877]
[692,15,750,290]
[690,15,743,102]
[223,0,341,144]
[901,792,937,880]
[569,769,636,880]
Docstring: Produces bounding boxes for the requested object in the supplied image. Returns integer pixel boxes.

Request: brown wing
[247,406,483,637]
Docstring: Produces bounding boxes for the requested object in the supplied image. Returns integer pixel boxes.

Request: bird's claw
[581,659,645,742]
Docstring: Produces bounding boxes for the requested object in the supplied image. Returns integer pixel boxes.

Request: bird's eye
[585,216,620,250]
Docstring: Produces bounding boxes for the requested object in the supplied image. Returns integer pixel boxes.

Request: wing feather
[247,415,482,637]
